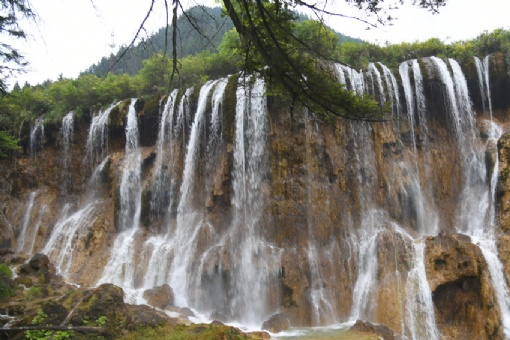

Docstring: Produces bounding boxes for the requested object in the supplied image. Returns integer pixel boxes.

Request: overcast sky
[9,0,509,87]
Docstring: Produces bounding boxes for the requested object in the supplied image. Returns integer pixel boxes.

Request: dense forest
[0,4,509,158]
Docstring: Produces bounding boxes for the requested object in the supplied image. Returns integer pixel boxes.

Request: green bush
[0,263,12,278]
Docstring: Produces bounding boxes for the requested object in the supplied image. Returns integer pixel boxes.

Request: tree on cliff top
[0,0,34,94]
[121,0,446,121]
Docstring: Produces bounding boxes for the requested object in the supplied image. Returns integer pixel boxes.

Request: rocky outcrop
[425,233,502,340]
[261,313,290,333]
[143,284,174,309]
[350,320,395,340]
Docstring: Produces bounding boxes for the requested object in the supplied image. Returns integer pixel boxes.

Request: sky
[7,0,509,88]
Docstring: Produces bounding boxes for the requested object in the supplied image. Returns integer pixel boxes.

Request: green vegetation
[84,7,235,78]
[26,286,43,300]
[337,29,510,69]
[0,263,16,299]
[25,309,75,340]
[0,262,12,278]
[0,0,34,93]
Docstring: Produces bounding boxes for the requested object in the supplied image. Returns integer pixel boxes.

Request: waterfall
[484,55,494,117]
[99,99,142,289]
[474,57,489,114]
[474,55,494,117]
[42,202,97,276]
[16,56,510,338]
[150,90,179,224]
[174,87,194,142]
[456,120,510,337]
[86,102,119,168]
[403,239,440,340]
[61,112,74,196]
[304,111,337,326]
[43,157,109,276]
[29,117,45,158]
[367,63,385,104]
[169,80,218,306]
[140,78,232,315]
[335,64,364,95]
[399,61,418,153]
[427,57,464,138]
[228,75,280,326]
[348,120,382,321]
[379,62,401,116]
[16,191,37,253]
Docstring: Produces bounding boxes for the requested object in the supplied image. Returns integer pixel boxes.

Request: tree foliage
[0,0,34,93]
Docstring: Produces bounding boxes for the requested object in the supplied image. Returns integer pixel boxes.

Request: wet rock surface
[425,233,502,340]
[261,312,290,333]
[350,320,395,340]
[143,283,174,309]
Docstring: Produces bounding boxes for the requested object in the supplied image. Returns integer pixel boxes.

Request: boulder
[69,283,126,327]
[350,320,395,340]
[261,313,290,333]
[125,304,170,329]
[40,301,68,325]
[143,284,174,309]
[17,253,58,284]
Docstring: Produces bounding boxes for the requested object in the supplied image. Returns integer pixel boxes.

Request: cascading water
[99,99,142,289]
[347,120,382,322]
[85,102,119,169]
[227,75,281,326]
[16,191,37,254]
[474,56,489,114]
[335,64,364,95]
[43,156,109,277]
[169,80,219,306]
[61,112,74,196]
[455,120,510,338]
[402,238,440,340]
[29,117,45,159]
[474,55,494,117]
[150,89,179,224]
[379,62,401,116]
[484,55,494,117]
[304,112,337,326]
[366,62,385,105]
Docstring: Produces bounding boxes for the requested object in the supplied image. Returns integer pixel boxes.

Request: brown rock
[17,253,57,284]
[498,133,510,232]
[125,304,170,329]
[69,283,126,326]
[261,313,290,333]
[350,320,395,340]
[143,284,174,309]
[425,233,503,340]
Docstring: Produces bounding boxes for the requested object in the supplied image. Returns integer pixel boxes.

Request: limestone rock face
[425,234,502,340]
[143,284,174,309]
[261,313,290,333]
[498,133,510,232]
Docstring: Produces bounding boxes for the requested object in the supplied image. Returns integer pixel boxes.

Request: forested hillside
[83,6,363,78]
